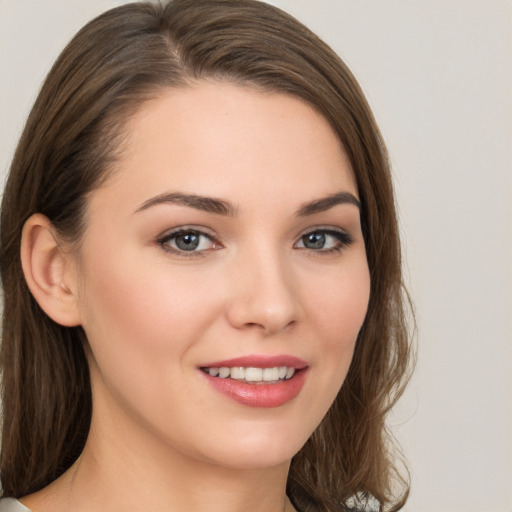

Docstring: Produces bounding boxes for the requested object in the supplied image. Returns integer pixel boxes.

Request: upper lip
[200,354,308,369]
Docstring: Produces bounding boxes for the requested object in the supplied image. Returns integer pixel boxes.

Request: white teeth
[263,367,279,381]
[205,366,297,382]
[245,367,263,382]
[230,367,245,380]
[218,367,230,378]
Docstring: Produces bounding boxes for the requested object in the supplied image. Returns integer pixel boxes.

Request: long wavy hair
[0,1,413,510]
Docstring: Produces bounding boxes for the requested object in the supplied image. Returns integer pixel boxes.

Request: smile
[199,355,308,408]
[201,366,296,382]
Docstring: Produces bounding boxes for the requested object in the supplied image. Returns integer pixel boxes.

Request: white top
[0,499,31,512]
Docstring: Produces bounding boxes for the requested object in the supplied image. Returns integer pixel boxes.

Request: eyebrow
[296,191,361,216]
[134,190,360,216]
[135,192,236,216]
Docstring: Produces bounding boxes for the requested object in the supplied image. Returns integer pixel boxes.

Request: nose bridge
[226,238,299,333]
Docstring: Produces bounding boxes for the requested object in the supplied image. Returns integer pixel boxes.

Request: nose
[225,246,301,335]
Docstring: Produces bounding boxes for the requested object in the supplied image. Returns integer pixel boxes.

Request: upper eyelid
[298,225,351,237]
[157,225,218,240]
[156,226,220,251]
[156,228,220,258]
[295,227,354,247]
[155,225,353,245]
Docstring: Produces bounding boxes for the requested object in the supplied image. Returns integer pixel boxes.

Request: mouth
[200,366,297,383]
[199,355,309,408]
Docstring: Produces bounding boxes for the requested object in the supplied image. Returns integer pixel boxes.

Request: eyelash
[157,228,220,257]
[295,228,354,254]
[156,227,354,258]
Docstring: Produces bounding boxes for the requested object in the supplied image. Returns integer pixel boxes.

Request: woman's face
[74,82,370,470]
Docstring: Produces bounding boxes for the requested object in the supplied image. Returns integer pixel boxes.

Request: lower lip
[201,369,308,408]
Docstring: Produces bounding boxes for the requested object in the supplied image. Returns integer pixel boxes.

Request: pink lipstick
[199,354,308,408]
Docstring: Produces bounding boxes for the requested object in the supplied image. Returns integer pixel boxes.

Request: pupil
[304,232,325,249]
[176,233,200,251]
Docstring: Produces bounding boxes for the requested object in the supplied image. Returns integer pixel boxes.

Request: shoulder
[0,498,32,512]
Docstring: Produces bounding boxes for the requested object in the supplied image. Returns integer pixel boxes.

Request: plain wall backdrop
[1,1,511,511]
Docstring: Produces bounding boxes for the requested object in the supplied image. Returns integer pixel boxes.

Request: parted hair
[0,1,413,510]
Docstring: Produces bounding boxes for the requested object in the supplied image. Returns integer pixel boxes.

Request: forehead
[94,81,357,213]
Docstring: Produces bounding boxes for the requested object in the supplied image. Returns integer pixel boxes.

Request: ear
[20,213,82,327]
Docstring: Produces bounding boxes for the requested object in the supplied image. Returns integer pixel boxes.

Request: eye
[157,228,220,255]
[295,229,353,252]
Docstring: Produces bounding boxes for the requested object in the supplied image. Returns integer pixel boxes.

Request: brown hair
[0,1,413,510]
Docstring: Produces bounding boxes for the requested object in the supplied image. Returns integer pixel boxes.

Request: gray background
[1,1,511,510]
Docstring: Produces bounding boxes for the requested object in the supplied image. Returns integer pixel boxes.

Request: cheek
[78,252,221,359]
[308,261,371,352]
[76,250,226,428]
[285,260,370,442]
[300,258,370,398]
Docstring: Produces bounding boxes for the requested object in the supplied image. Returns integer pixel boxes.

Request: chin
[203,446,297,471]
[187,421,312,471]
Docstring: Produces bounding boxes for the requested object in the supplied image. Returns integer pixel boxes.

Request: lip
[200,354,308,369]
[201,369,308,408]
[199,354,309,408]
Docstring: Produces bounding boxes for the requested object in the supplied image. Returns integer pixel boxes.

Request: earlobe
[20,213,82,327]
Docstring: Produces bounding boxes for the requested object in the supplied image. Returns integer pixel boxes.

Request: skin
[21,82,370,512]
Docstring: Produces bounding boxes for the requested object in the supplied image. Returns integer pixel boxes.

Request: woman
[0,1,413,511]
